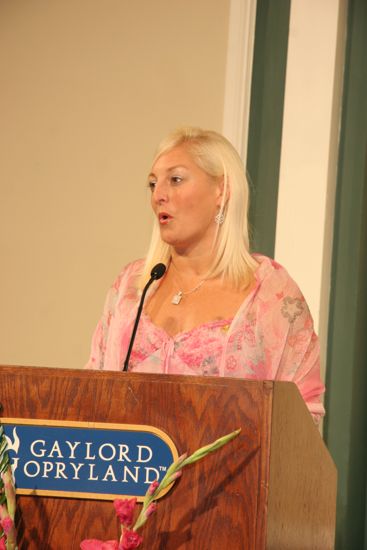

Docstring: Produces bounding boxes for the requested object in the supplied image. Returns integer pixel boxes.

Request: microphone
[123,263,166,372]
[150,263,166,281]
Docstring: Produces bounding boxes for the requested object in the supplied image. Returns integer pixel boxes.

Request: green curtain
[247,0,290,257]
[324,0,367,548]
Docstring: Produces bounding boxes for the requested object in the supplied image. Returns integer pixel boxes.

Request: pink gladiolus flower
[80,540,105,549]
[170,470,182,481]
[119,529,143,549]
[0,538,6,550]
[148,480,159,495]
[145,502,157,518]
[0,516,14,534]
[80,540,118,550]
[113,498,136,526]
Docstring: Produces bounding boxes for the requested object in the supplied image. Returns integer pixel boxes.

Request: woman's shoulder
[107,258,145,302]
[112,258,144,286]
[249,254,316,333]
[252,254,306,300]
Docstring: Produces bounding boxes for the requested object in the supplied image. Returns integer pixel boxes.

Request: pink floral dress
[85,255,325,422]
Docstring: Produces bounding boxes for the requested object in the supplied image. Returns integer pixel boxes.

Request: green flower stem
[132,428,241,532]
[2,470,16,519]
[0,427,10,474]
[180,428,241,468]
[0,424,18,550]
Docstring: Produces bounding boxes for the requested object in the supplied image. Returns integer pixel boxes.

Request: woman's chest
[145,280,252,338]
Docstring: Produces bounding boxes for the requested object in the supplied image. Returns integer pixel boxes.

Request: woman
[85,127,325,423]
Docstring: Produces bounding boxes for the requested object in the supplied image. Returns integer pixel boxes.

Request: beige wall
[0,0,230,369]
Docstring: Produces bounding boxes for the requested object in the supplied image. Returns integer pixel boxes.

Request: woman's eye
[171,176,182,185]
[148,180,156,191]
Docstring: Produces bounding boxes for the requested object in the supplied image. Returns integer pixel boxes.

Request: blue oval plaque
[2,419,178,501]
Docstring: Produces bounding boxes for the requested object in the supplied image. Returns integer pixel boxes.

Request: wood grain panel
[0,366,269,549]
[267,383,337,549]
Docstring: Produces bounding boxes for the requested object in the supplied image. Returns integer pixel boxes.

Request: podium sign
[2,419,177,500]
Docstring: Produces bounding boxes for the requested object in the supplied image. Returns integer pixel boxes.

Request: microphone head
[150,263,166,280]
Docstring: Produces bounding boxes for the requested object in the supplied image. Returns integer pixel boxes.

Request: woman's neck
[170,250,215,278]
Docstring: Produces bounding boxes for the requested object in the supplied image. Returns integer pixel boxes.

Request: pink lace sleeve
[282,301,325,423]
[84,260,143,370]
[271,275,325,423]
[240,257,326,424]
[84,272,124,370]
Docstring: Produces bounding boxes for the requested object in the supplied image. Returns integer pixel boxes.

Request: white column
[275,0,348,379]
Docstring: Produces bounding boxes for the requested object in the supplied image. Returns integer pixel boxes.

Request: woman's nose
[152,181,169,204]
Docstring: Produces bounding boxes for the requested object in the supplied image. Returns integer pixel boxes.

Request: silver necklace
[170,262,207,305]
[171,279,206,305]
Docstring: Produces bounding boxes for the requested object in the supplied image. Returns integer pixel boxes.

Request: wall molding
[222,0,257,162]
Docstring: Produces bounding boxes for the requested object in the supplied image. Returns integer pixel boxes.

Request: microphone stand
[123,263,166,372]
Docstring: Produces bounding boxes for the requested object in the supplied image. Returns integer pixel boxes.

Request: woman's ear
[216,175,230,206]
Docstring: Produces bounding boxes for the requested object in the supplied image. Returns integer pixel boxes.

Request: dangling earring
[215,211,225,225]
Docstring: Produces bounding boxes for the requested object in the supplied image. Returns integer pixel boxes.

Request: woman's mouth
[159,213,172,224]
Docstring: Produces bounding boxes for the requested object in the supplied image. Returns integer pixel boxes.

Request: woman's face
[149,145,223,255]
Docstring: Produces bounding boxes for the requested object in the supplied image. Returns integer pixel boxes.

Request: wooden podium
[0,365,336,549]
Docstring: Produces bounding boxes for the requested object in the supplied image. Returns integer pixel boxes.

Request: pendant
[171,291,183,305]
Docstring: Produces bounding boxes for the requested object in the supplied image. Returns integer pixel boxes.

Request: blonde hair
[140,126,257,289]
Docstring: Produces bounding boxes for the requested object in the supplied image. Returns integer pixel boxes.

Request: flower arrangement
[0,425,17,550]
[81,429,240,549]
